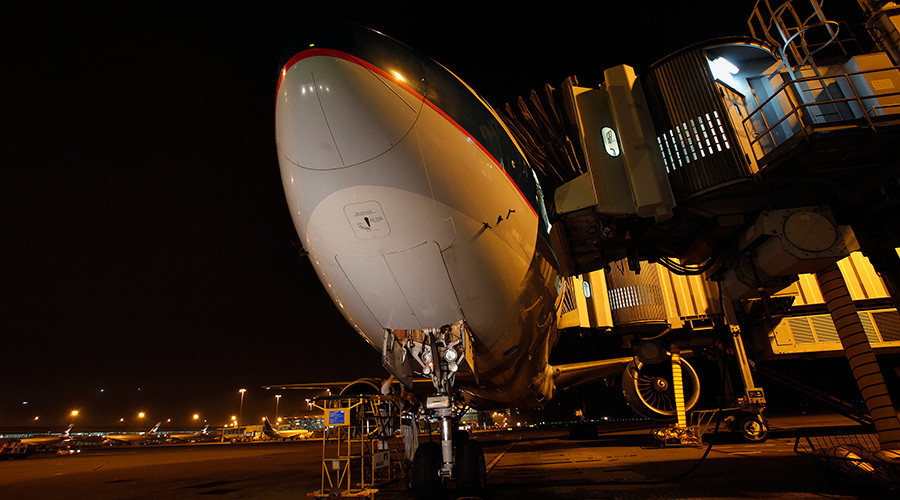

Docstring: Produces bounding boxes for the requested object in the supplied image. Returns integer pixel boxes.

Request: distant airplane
[262,417,312,441]
[19,423,73,446]
[167,425,210,443]
[103,422,161,445]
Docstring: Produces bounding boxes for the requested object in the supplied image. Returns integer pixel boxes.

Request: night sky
[3,1,766,429]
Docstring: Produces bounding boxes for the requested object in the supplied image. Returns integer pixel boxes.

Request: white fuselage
[104,433,153,444]
[20,434,67,446]
[276,31,561,407]
[273,427,312,440]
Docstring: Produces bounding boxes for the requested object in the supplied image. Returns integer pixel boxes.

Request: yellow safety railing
[309,394,406,499]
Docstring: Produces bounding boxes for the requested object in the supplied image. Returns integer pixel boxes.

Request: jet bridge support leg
[650,345,702,447]
[671,345,688,429]
[722,299,768,441]
[729,325,769,441]
[816,263,900,450]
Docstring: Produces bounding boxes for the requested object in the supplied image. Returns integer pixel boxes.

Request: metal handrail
[740,65,900,163]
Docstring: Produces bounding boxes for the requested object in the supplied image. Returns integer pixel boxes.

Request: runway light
[71,410,79,417]
[193,414,200,420]
[138,412,145,418]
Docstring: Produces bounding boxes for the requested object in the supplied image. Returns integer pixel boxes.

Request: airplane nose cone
[276,52,423,169]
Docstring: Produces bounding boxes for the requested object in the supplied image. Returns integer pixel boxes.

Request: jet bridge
[514,0,900,448]
[505,1,900,291]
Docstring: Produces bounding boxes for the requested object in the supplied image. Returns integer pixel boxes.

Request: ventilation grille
[872,311,900,342]
[559,277,578,316]
[810,315,839,343]
[606,261,666,325]
[788,317,816,343]
[784,310,900,346]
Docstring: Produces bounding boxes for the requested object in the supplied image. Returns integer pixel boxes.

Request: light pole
[239,388,246,426]
[275,394,281,421]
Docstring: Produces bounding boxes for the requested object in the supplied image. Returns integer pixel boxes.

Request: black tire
[738,414,768,442]
[456,439,487,496]
[412,441,442,499]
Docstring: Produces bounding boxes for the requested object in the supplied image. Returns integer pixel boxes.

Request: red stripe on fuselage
[277,48,538,218]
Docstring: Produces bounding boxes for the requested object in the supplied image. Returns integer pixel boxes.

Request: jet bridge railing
[741,65,900,163]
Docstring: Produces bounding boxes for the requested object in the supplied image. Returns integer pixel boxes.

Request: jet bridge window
[657,112,730,174]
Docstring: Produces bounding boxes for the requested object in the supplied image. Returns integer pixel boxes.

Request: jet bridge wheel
[737,413,768,442]
[621,358,701,419]
[412,441,442,499]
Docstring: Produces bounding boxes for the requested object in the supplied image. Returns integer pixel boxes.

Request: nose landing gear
[406,325,487,498]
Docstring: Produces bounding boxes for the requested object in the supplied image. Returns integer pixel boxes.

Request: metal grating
[789,317,816,344]
[641,47,752,201]
[872,310,900,342]
[858,312,882,344]
[811,315,839,343]
[606,262,666,325]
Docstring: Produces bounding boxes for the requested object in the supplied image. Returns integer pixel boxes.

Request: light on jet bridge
[709,56,740,87]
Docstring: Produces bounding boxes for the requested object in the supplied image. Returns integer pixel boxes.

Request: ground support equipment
[308,394,407,499]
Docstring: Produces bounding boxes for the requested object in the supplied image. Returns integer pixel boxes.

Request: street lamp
[275,394,281,420]
[238,388,247,426]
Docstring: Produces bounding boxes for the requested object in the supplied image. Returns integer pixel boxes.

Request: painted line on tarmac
[486,437,520,474]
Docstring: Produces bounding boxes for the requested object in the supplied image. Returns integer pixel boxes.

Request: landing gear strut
[405,325,486,497]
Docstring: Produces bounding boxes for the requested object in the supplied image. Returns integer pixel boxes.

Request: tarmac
[1,412,896,499]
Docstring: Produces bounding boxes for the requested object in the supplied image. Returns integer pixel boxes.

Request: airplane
[103,422,161,445]
[19,423,74,447]
[262,418,312,441]
[166,425,210,443]
[275,21,634,495]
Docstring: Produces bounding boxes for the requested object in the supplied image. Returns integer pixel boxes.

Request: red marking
[277,48,539,218]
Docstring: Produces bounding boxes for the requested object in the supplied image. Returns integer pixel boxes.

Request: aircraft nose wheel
[412,442,443,499]
[456,439,486,495]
